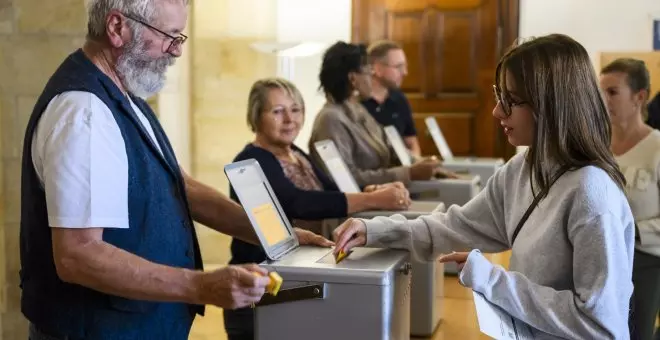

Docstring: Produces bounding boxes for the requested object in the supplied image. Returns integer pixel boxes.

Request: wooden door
[352,0,519,159]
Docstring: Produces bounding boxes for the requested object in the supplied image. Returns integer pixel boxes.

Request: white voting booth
[313,139,448,337]
[381,126,482,207]
[423,117,504,183]
[225,159,412,340]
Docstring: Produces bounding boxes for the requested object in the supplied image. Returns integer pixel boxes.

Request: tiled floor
[189,252,510,340]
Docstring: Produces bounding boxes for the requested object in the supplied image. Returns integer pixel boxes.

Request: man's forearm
[56,238,200,304]
[183,173,258,245]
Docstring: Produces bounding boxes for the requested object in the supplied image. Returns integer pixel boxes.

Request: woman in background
[308,41,457,188]
[601,58,660,340]
[333,34,635,339]
[223,77,411,340]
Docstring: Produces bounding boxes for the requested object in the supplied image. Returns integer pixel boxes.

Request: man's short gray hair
[86,0,188,40]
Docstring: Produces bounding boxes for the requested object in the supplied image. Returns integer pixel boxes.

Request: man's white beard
[115,36,175,99]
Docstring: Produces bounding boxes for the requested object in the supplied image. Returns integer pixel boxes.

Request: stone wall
[0,0,87,337]
[191,0,277,266]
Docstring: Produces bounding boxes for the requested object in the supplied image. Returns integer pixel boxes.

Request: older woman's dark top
[224,143,348,339]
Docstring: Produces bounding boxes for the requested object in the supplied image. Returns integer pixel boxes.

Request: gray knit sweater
[361,151,635,339]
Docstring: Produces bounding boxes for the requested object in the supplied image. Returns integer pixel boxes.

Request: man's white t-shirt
[31,91,163,229]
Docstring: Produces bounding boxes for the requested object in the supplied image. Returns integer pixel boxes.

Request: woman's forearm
[346,193,378,214]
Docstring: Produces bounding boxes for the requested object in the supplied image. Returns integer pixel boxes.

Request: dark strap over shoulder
[511,165,573,245]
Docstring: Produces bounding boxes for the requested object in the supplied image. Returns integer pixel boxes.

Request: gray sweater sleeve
[460,212,632,339]
[362,166,511,258]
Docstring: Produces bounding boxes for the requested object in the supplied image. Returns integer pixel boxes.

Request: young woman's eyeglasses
[492,85,527,116]
[123,13,188,54]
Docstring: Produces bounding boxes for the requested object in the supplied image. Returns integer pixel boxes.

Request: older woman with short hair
[223,77,410,340]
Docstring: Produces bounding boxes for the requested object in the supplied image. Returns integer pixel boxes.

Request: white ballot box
[424,117,504,183]
[225,159,412,340]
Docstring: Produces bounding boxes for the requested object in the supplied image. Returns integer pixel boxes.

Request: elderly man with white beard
[18,1,333,339]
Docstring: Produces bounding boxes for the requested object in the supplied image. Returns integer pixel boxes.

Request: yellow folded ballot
[335,249,352,264]
[254,271,283,296]
[266,272,283,296]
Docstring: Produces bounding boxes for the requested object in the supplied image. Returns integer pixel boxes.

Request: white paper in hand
[472,291,535,340]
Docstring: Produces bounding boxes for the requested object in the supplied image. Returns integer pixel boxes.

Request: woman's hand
[438,251,470,271]
[434,167,460,179]
[332,218,367,255]
[363,181,406,193]
[369,183,411,211]
[410,158,441,180]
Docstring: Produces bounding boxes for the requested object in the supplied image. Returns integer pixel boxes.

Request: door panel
[436,12,478,94]
[388,13,425,93]
[353,0,519,159]
[413,113,473,155]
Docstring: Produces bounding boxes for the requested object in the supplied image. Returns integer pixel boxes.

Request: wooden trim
[351,0,364,42]
[502,0,520,159]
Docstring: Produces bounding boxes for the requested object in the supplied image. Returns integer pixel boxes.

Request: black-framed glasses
[379,61,408,72]
[492,85,527,117]
[123,13,188,54]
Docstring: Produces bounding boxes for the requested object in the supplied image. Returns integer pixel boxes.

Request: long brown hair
[496,34,626,197]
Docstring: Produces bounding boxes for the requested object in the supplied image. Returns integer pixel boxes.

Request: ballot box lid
[383,125,413,166]
[261,246,410,286]
[442,157,505,166]
[312,139,361,194]
[351,201,445,219]
[424,116,454,161]
[224,158,299,261]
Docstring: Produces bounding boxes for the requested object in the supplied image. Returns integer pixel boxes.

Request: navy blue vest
[19,49,204,339]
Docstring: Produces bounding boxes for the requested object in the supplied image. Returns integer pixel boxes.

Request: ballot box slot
[255,283,326,307]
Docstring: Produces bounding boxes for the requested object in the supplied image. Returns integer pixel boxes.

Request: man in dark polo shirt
[362,40,421,158]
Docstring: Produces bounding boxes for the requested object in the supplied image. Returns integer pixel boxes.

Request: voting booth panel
[225,159,412,340]
[423,117,503,183]
[407,178,480,208]
[313,138,480,208]
[374,131,483,207]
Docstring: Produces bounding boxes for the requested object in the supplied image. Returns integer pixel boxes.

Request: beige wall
[275,0,352,152]
[158,39,191,171]
[190,0,277,266]
[0,0,87,337]
[516,0,660,154]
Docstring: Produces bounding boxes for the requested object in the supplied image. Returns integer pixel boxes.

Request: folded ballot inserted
[225,159,412,340]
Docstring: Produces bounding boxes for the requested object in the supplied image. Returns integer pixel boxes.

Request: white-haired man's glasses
[123,13,188,54]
